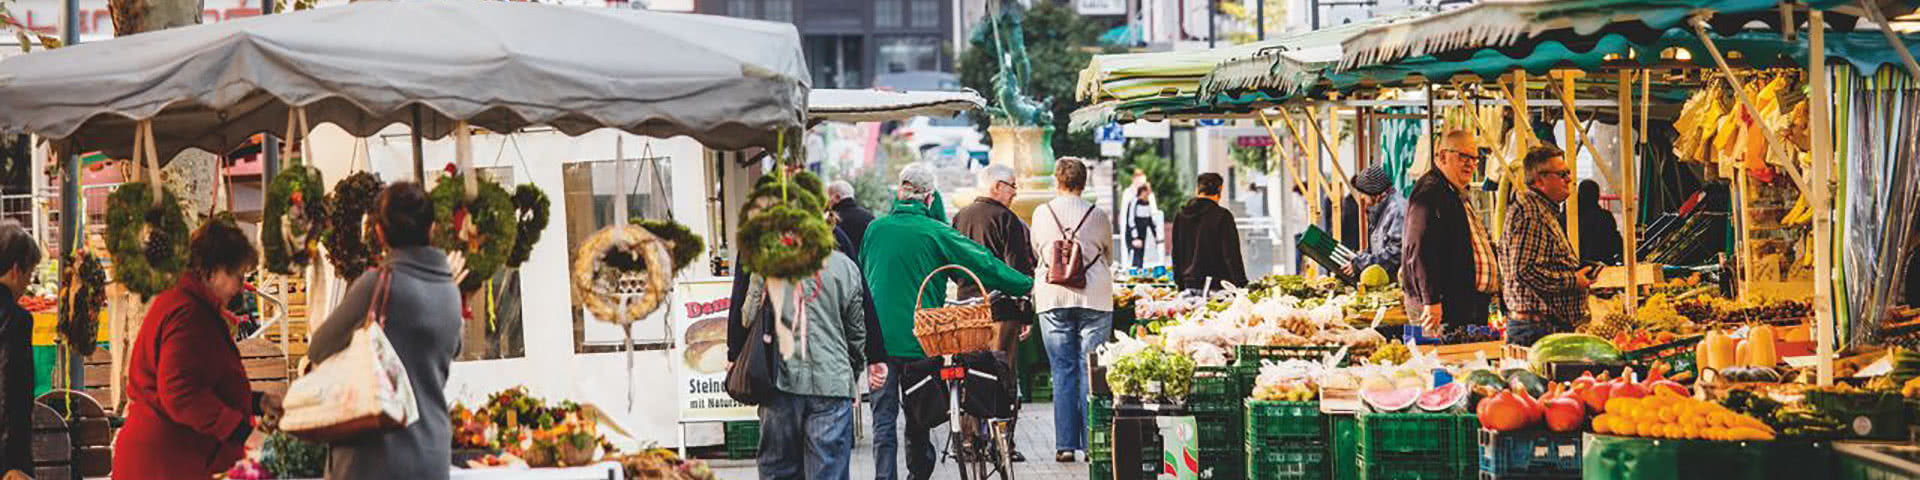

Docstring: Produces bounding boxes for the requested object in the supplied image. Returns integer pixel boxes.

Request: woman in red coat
[114,220,267,478]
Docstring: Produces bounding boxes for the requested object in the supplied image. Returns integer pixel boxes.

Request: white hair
[897,163,937,201]
[827,180,855,203]
[978,164,1017,190]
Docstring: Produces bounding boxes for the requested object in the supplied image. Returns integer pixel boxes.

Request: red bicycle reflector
[939,366,967,381]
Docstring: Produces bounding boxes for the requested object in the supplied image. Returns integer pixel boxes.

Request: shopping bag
[279,269,418,442]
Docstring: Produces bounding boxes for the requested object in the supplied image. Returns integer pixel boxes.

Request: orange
[1593,415,1614,434]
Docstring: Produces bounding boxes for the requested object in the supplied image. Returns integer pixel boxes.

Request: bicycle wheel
[990,419,1015,480]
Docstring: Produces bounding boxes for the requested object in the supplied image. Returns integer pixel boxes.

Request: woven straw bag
[912,265,999,357]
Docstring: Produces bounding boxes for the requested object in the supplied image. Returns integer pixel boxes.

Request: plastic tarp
[1200,11,1433,98]
[807,89,985,123]
[0,0,809,162]
[1338,0,1788,70]
[1831,64,1920,348]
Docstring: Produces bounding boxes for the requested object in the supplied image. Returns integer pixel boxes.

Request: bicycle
[933,352,1016,480]
[907,265,1019,480]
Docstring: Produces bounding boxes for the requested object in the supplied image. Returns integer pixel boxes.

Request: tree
[958,1,1112,160]
[2,0,63,51]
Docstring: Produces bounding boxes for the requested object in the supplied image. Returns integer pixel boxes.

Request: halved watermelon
[1362,387,1421,412]
[1417,382,1469,412]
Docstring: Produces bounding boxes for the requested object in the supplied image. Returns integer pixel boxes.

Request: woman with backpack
[1026,157,1113,463]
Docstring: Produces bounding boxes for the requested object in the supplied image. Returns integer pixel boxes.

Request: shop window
[878,36,940,73]
[876,0,904,27]
[561,157,675,353]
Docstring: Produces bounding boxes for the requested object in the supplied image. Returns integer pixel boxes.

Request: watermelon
[1529,333,1624,370]
[1501,369,1548,398]
[1464,369,1506,390]
[1417,382,1469,412]
[1362,388,1420,412]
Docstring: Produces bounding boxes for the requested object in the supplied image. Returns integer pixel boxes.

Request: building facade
[699,0,953,89]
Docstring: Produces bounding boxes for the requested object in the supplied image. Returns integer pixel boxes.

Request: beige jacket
[1030,194,1114,312]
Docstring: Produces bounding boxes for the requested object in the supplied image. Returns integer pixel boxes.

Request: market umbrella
[0,0,810,162]
[806,89,985,124]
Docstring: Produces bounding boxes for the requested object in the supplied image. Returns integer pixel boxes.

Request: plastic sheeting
[1833,64,1920,348]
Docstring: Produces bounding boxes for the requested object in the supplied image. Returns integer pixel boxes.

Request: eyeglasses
[995,180,1017,191]
[1442,149,1482,162]
[1542,169,1573,180]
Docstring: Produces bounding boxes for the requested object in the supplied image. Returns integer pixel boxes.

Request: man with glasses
[950,163,1036,462]
[1403,130,1501,336]
[1501,146,1595,346]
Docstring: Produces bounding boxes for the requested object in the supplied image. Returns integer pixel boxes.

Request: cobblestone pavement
[711,402,1090,480]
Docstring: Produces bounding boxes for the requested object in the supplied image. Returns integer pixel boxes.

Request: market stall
[0,1,814,477]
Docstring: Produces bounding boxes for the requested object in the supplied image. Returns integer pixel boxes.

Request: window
[726,0,753,18]
[877,36,940,73]
[875,0,904,27]
[562,157,676,352]
[910,0,939,28]
[763,0,792,22]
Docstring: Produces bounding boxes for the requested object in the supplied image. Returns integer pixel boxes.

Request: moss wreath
[263,164,327,274]
[58,248,106,355]
[630,218,704,274]
[324,172,385,281]
[105,183,188,297]
[738,202,836,280]
[507,184,551,267]
[431,174,518,292]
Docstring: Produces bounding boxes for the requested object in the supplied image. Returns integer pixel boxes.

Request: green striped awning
[1075,42,1272,103]
[1337,0,1789,70]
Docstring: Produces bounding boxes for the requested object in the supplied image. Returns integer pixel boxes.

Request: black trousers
[1442,290,1493,330]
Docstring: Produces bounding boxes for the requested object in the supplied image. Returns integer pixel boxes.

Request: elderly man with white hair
[826,180,876,254]
[860,163,1034,480]
[949,163,1038,463]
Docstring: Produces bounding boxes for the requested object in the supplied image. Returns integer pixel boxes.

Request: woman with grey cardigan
[306,182,464,479]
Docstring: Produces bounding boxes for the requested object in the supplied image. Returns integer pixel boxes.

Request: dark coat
[1171,198,1247,291]
[0,286,32,473]
[307,246,463,480]
[832,199,877,257]
[115,275,255,477]
[951,197,1038,308]
[1401,170,1487,326]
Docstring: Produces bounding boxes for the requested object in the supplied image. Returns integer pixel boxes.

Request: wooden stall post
[1556,71,1583,254]
[1810,10,1836,386]
[1619,70,1640,315]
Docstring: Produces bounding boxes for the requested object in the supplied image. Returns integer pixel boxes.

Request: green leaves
[958,1,1107,159]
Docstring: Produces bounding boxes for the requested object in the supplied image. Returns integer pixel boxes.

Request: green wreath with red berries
[737,172,834,280]
[263,164,327,274]
[105,183,187,297]
[431,173,518,292]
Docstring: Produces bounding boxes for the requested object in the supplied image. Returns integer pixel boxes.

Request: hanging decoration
[58,248,106,355]
[507,184,551,267]
[324,172,385,281]
[571,224,674,323]
[263,163,327,274]
[738,202,835,280]
[431,170,518,291]
[105,183,187,297]
[631,219,703,274]
[1670,72,1810,182]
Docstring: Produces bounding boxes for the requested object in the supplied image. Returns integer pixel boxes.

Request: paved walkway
[711,402,1089,480]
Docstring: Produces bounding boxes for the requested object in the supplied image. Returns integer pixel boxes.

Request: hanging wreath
[571,224,673,323]
[507,184,551,267]
[324,172,385,281]
[263,164,327,274]
[630,218,704,274]
[105,183,187,297]
[739,204,835,280]
[58,249,106,355]
[431,174,518,292]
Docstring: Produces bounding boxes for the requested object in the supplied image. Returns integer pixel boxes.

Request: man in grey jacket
[743,250,867,480]
[307,182,464,480]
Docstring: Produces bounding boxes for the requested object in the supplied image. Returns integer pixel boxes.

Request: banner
[671,280,755,422]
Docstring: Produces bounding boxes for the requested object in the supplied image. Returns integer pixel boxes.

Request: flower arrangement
[431,172,518,291]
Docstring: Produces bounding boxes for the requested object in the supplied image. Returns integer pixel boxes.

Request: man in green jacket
[862,163,1033,480]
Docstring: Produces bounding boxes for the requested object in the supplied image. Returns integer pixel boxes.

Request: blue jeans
[757,392,854,480]
[1038,307,1113,451]
[871,357,935,480]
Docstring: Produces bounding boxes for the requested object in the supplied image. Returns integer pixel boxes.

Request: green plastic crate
[1357,456,1467,480]
[724,420,760,459]
[1332,415,1360,480]
[1246,401,1325,440]
[1090,461,1113,480]
[1197,413,1243,453]
[1236,344,1346,367]
[1193,366,1240,397]
[1356,413,1473,460]
[1200,446,1246,480]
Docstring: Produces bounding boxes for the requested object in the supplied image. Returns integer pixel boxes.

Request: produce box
[1246,400,1325,441]
[724,420,759,459]
[1031,372,1053,403]
[1541,362,1630,383]
[1581,433,1835,480]
[1356,455,1466,480]
[1805,389,1907,440]
[1620,335,1702,383]
[1331,415,1360,480]
[1236,345,1348,367]
[1247,443,1328,480]
[1192,366,1240,398]
[1477,428,1581,475]
[1356,413,1475,460]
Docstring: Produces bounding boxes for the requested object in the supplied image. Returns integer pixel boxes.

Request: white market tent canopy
[0,0,809,162]
[806,89,985,123]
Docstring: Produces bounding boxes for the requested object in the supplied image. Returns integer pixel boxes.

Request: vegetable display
[1099,334,1196,399]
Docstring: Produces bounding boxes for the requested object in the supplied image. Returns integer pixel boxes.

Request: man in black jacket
[1171,173,1247,292]
[0,220,41,475]
[1402,130,1501,333]
[828,180,875,255]
[950,164,1036,462]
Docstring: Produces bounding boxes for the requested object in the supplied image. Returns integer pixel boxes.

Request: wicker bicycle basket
[912,265,998,357]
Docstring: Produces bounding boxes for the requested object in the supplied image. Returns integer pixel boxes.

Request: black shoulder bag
[724,296,781,406]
